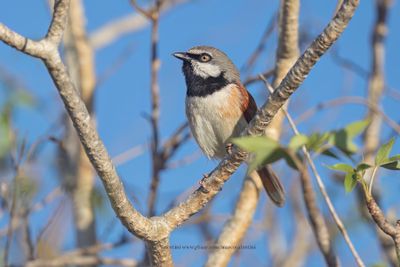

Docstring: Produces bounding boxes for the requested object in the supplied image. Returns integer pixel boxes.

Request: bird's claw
[226,143,233,155]
[199,173,210,193]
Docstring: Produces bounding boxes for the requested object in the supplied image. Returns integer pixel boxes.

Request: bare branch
[46,0,71,44]
[146,0,163,218]
[0,24,47,57]
[147,237,173,266]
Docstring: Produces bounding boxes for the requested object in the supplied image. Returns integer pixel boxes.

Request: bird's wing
[237,83,286,207]
[236,83,257,123]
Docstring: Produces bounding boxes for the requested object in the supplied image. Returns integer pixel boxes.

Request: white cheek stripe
[192,62,221,78]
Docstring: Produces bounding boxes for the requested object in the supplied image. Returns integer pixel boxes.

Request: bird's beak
[173,52,191,61]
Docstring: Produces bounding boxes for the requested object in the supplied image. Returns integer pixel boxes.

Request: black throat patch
[183,62,229,97]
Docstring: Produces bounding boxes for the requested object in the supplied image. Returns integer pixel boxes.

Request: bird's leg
[225,142,233,155]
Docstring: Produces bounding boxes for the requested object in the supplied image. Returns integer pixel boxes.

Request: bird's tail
[256,165,285,207]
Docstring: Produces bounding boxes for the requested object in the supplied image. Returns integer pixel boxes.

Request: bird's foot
[199,173,210,193]
[225,143,233,155]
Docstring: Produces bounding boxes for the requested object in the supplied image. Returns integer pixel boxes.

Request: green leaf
[380,155,400,170]
[332,130,357,155]
[375,138,395,166]
[0,118,11,158]
[232,136,279,153]
[344,172,357,193]
[331,120,369,156]
[307,132,331,152]
[381,161,400,170]
[282,151,300,170]
[321,149,339,159]
[356,163,372,172]
[288,134,308,151]
[345,119,370,138]
[233,136,281,173]
[327,163,353,173]
[247,148,284,173]
[11,90,35,107]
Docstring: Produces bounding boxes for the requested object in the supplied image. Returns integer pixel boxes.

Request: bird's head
[173,46,240,84]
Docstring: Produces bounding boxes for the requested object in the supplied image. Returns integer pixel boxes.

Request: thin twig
[363,190,400,264]
[135,0,162,218]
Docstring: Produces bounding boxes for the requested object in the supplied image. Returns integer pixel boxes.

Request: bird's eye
[199,53,211,62]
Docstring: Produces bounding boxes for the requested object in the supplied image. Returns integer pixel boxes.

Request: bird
[173,46,285,207]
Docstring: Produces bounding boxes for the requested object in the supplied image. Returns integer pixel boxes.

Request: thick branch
[146,237,173,266]
[0,23,48,57]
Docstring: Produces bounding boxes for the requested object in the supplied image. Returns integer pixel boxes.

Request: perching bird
[173,46,285,206]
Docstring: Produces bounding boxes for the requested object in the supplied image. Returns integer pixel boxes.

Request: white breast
[186,84,248,158]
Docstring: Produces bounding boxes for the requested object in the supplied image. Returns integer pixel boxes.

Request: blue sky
[1,0,400,266]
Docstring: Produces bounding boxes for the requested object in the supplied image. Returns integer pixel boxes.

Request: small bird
[173,46,285,206]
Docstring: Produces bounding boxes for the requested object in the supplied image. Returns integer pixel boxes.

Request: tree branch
[46,0,71,44]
